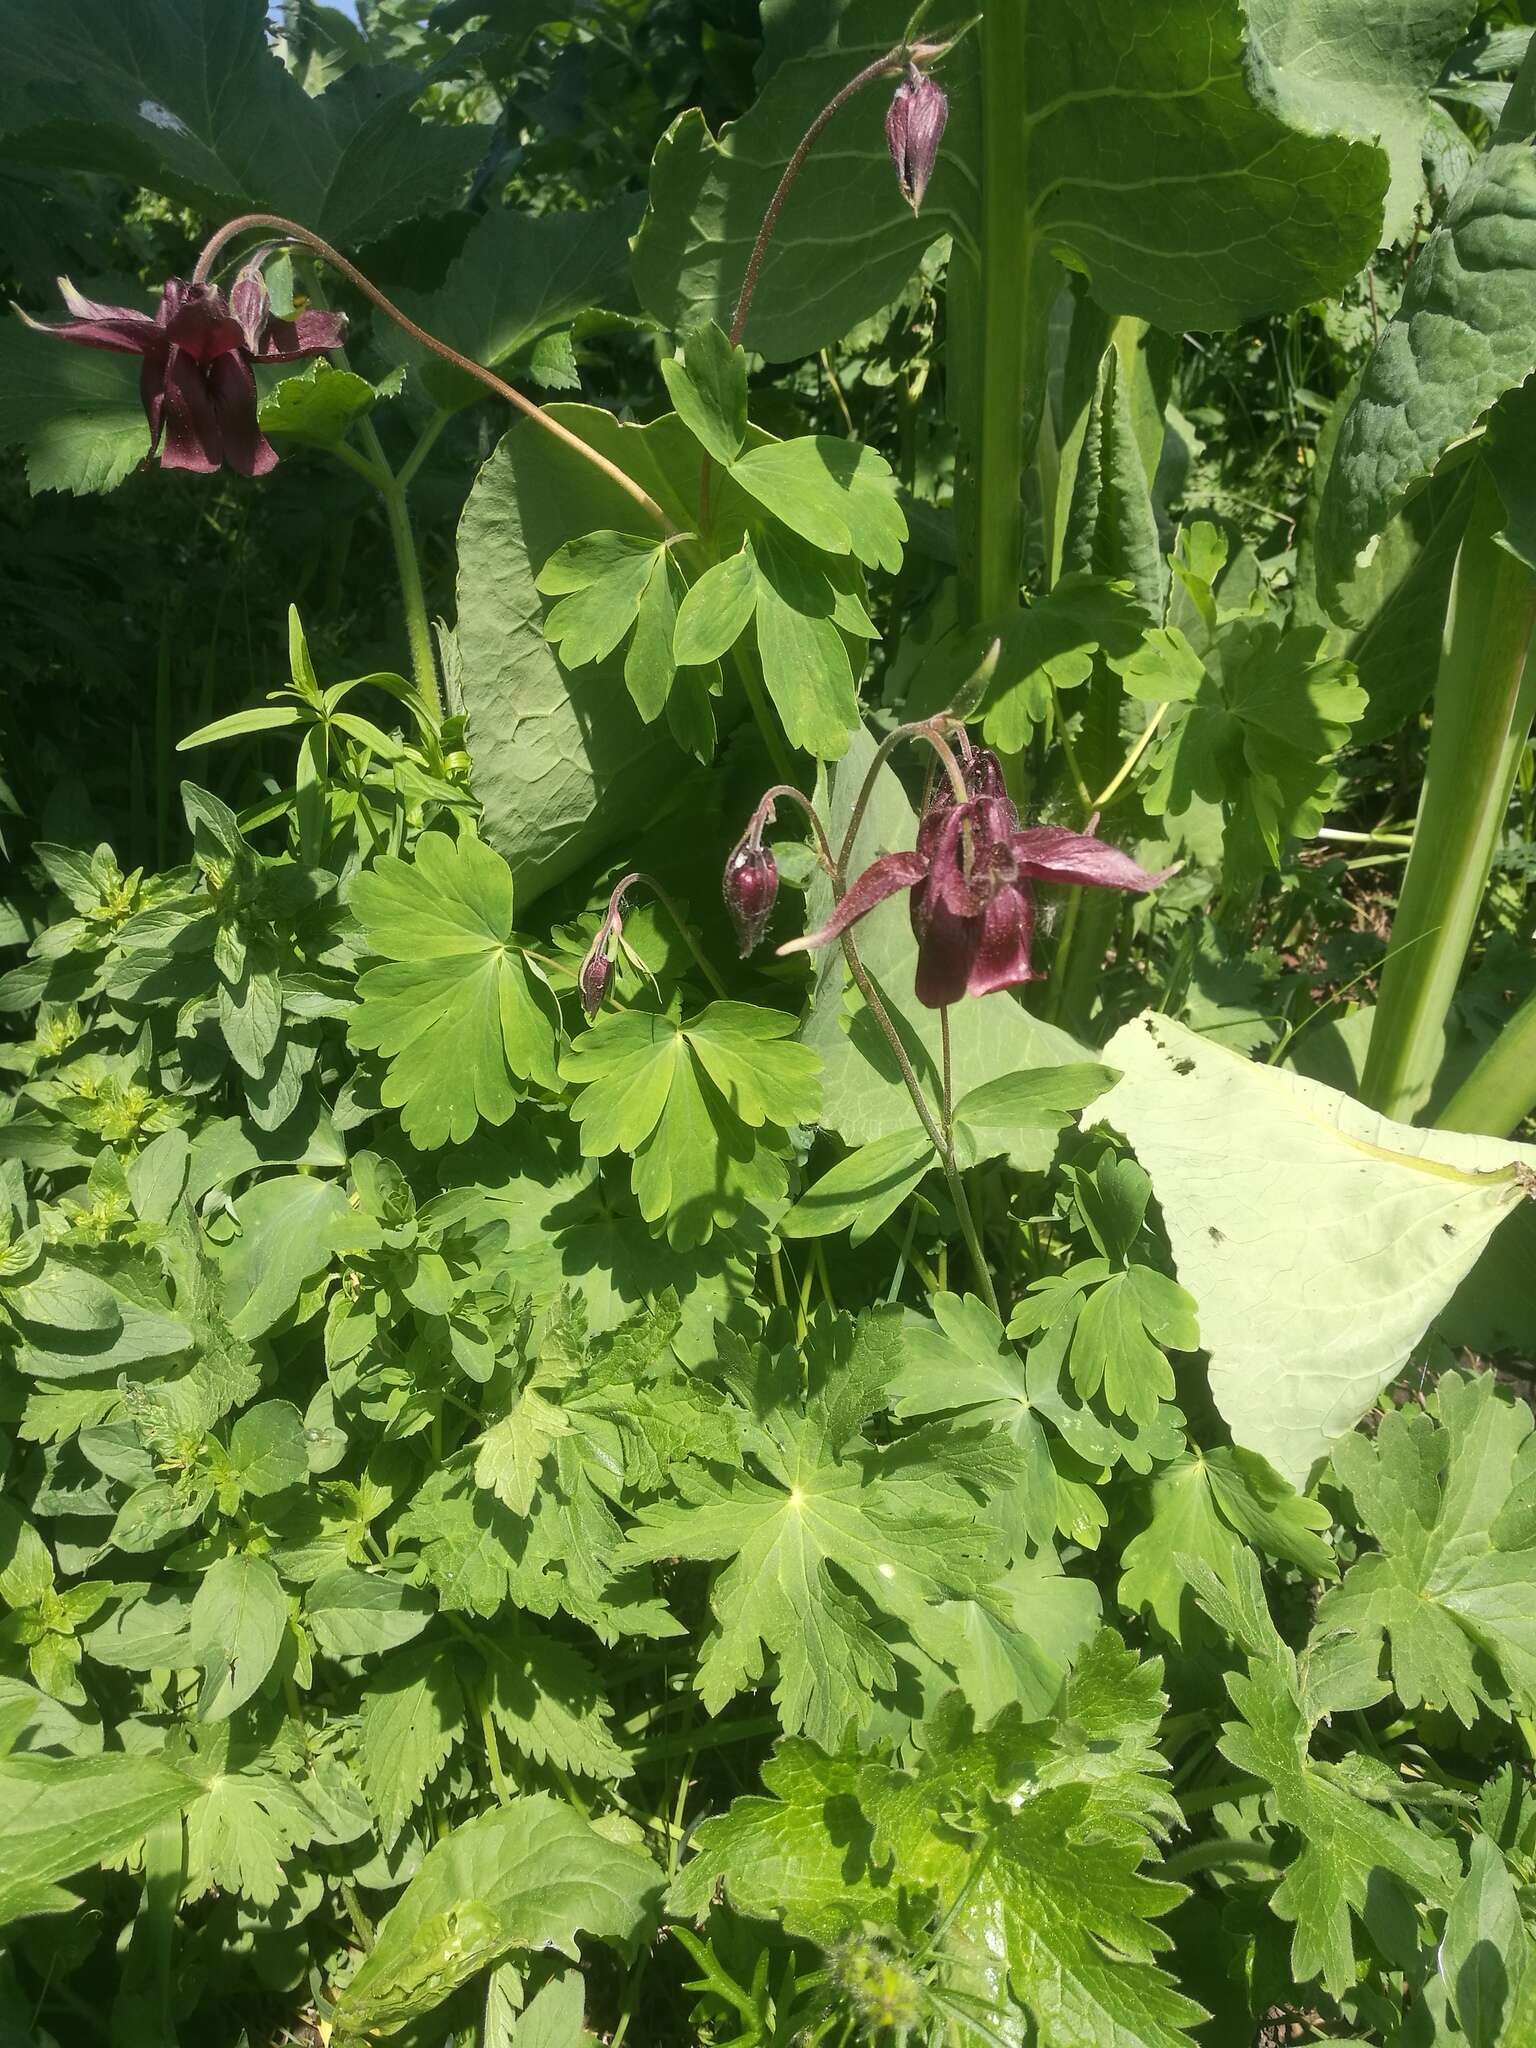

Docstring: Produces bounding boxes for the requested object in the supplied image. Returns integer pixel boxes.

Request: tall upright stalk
[967,5,1045,624]
[1361,468,1536,1121]
[1436,984,1536,1138]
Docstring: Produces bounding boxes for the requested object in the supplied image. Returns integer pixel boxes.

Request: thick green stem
[376,468,441,713]
[969,3,1043,623]
[1361,469,1536,1121]
[1437,983,1536,1137]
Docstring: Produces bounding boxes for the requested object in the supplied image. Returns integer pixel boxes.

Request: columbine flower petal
[966,886,1040,996]
[777,851,930,958]
[1009,826,1168,893]
[207,352,278,478]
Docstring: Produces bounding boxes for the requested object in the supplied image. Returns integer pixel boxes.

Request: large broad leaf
[0,0,484,243]
[1315,55,1536,608]
[379,201,643,413]
[634,0,1387,361]
[797,725,1090,1164]
[331,1794,659,2039]
[0,1751,197,1923]
[0,319,151,495]
[1247,0,1481,243]
[455,409,717,905]
[1097,1013,1536,1485]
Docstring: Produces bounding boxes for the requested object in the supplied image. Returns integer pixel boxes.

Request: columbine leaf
[561,1002,821,1249]
[1319,1369,1536,1723]
[729,436,905,572]
[536,533,665,669]
[332,1794,659,2039]
[779,1127,932,1244]
[349,831,561,1149]
[976,576,1152,753]
[1112,614,1366,872]
[1098,1012,1536,1485]
[661,322,748,468]
[749,526,864,759]
[673,544,757,666]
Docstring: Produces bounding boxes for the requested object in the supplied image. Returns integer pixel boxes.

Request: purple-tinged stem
[194,213,679,537]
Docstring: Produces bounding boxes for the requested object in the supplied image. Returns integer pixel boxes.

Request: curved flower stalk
[576,872,727,1022]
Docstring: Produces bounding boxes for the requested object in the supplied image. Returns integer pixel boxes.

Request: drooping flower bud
[723,841,779,957]
[885,66,948,216]
[578,945,615,1020]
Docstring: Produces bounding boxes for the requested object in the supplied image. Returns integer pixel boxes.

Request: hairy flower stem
[1362,467,1536,1120]
[727,41,944,347]
[838,719,967,882]
[193,212,679,537]
[839,928,999,1315]
[604,872,729,1000]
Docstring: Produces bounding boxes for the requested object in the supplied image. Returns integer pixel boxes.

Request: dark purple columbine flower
[780,792,1166,1008]
[16,260,346,477]
[723,841,779,957]
[885,67,948,215]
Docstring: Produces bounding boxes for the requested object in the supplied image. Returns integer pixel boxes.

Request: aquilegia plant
[2,4,1535,2047]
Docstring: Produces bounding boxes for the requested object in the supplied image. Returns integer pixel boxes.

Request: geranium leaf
[1320,1370,1536,1723]
[623,1316,1006,1744]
